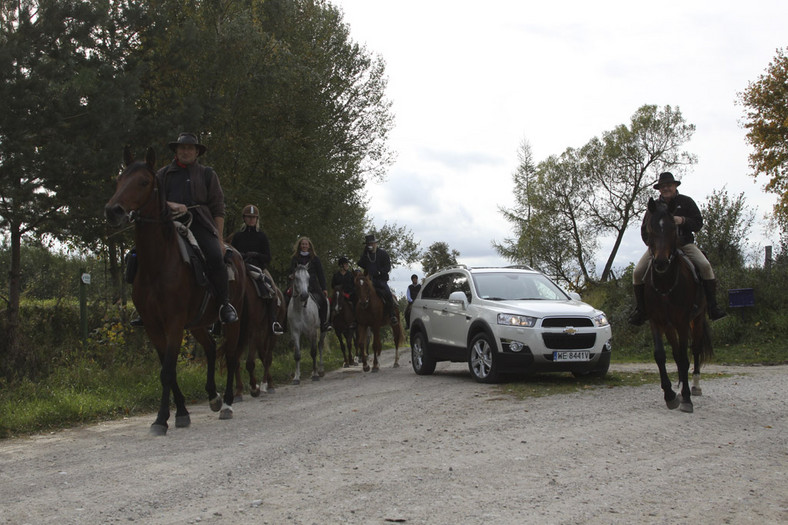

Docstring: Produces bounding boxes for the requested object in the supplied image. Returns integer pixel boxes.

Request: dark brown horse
[234,269,287,398]
[331,285,359,367]
[104,147,247,435]
[644,197,713,413]
[354,273,403,372]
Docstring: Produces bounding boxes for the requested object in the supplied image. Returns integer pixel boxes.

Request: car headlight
[592,313,609,327]
[498,313,536,327]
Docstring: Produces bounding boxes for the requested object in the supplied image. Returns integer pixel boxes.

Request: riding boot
[702,279,728,321]
[130,316,144,327]
[210,265,238,324]
[319,294,333,332]
[267,299,284,335]
[628,284,648,326]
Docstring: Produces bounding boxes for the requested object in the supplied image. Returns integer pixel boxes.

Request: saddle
[245,263,281,304]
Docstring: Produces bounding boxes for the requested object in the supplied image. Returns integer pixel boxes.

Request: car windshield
[472,272,569,301]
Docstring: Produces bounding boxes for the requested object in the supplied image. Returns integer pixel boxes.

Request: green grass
[498,369,732,400]
[1,336,783,439]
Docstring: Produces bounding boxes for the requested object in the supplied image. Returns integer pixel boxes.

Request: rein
[648,250,682,297]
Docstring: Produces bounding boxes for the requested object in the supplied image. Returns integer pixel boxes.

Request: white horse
[288,264,326,384]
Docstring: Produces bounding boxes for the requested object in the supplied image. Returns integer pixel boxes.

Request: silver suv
[409,266,612,383]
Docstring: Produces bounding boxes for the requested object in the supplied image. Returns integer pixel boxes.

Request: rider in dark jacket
[231,204,282,335]
[357,234,398,325]
[289,236,332,332]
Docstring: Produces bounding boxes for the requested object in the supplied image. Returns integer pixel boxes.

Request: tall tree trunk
[5,223,22,373]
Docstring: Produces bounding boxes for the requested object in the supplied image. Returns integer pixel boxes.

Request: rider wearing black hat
[357,234,398,325]
[158,132,238,324]
[629,172,727,325]
[331,256,357,306]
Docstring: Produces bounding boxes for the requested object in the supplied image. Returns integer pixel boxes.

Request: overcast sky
[331,0,788,295]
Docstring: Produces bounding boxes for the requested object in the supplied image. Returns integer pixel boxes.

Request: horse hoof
[219,406,234,420]
[392,362,400,368]
[319,370,325,377]
[371,367,380,373]
[209,395,223,412]
[251,388,261,398]
[292,379,300,385]
[691,386,702,396]
[343,363,350,368]
[363,365,370,372]
[149,423,168,436]
[680,402,694,413]
[666,395,680,410]
[175,415,191,428]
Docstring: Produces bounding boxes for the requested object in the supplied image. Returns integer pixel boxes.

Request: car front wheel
[411,330,436,375]
[468,332,499,383]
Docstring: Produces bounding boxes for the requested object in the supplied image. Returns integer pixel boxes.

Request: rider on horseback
[629,172,727,325]
[231,204,284,335]
[357,234,399,326]
[289,236,332,333]
[159,132,238,324]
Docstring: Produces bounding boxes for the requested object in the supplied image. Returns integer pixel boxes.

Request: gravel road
[1,349,786,525]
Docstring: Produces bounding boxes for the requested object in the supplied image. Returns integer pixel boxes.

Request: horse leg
[151,348,178,435]
[318,331,326,377]
[292,336,302,385]
[192,328,223,412]
[261,335,275,393]
[246,341,259,398]
[218,323,242,420]
[310,338,320,381]
[371,327,381,373]
[651,326,679,409]
[392,323,401,368]
[358,325,370,372]
[674,331,693,413]
[690,321,704,397]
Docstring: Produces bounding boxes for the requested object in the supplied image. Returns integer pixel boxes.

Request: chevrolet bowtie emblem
[563,327,577,335]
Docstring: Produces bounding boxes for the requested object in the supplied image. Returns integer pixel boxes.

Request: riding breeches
[190,221,229,302]
[633,243,715,285]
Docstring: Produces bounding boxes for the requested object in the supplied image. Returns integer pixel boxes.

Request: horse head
[646,197,678,274]
[104,146,159,227]
[355,273,375,310]
[292,264,311,303]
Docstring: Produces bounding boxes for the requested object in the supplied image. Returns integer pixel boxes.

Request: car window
[421,274,452,300]
[472,272,568,301]
[449,273,471,302]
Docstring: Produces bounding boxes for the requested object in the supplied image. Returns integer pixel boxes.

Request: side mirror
[448,291,469,309]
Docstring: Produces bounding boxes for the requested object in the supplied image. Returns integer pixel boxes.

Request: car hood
[488,299,600,317]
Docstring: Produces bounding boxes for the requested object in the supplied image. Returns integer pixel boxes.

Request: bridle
[121,163,170,225]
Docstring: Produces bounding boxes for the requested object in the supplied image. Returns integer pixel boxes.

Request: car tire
[411,330,436,375]
[468,332,499,383]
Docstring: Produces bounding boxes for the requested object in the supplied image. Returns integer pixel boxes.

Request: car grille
[542,333,596,350]
[541,317,593,328]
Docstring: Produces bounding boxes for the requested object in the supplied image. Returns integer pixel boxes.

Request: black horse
[644,197,714,413]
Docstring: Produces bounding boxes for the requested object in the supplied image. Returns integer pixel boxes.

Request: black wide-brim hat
[653,171,681,189]
[168,132,207,156]
[364,234,378,244]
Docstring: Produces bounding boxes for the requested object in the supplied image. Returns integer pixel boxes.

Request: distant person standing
[404,274,421,329]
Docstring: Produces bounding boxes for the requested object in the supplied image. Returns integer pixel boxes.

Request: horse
[354,273,403,372]
[288,264,326,384]
[331,285,359,367]
[644,197,714,413]
[234,268,287,399]
[104,147,247,435]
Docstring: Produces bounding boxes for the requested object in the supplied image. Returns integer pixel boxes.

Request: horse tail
[699,317,714,365]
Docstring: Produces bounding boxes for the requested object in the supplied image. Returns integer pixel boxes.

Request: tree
[0,0,144,360]
[497,105,697,288]
[421,242,459,276]
[695,188,755,268]
[738,47,788,229]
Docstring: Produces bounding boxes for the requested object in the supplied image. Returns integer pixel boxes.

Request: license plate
[553,351,590,362]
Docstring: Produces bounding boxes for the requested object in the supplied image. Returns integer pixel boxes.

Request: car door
[442,273,472,351]
[417,273,454,346]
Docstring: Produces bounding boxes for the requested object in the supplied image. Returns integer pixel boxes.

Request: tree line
[0,0,422,361]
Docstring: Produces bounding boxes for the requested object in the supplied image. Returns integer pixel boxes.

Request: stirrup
[220,303,238,324]
[272,321,284,335]
[130,316,144,327]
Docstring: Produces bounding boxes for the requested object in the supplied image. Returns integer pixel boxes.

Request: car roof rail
[504,264,535,271]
